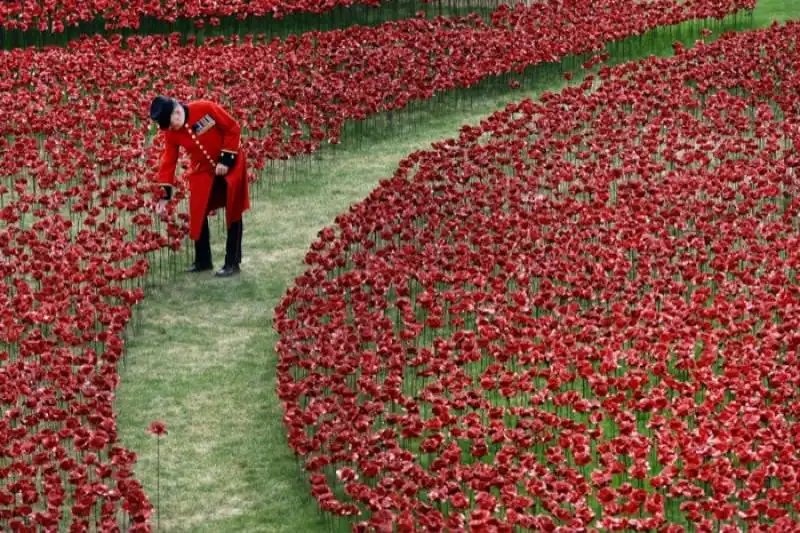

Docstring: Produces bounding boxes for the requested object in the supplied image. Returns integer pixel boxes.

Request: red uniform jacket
[155,100,251,241]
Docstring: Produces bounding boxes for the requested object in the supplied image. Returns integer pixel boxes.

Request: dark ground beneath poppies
[114,1,800,531]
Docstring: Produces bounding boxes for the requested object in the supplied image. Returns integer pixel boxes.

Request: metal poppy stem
[156,436,161,533]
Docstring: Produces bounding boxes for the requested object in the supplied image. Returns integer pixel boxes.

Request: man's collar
[181,103,190,128]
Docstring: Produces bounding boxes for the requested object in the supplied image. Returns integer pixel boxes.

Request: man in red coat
[150,96,250,277]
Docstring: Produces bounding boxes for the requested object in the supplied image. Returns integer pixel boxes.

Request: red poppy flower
[146,421,168,437]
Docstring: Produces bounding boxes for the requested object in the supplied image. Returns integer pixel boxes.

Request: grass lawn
[114,1,800,531]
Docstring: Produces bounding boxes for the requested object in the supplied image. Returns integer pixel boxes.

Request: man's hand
[215,163,230,176]
[155,199,167,215]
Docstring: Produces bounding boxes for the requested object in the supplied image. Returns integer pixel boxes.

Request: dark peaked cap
[150,96,175,129]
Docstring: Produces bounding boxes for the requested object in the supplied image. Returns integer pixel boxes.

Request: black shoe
[214,265,240,277]
[185,263,213,273]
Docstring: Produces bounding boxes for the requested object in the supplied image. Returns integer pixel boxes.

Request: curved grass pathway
[115,1,799,530]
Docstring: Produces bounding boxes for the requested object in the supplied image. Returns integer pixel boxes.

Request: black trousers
[195,176,243,268]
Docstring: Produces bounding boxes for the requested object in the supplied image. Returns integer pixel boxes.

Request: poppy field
[275,20,800,532]
[1,0,798,531]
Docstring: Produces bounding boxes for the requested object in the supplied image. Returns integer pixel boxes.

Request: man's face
[169,102,185,130]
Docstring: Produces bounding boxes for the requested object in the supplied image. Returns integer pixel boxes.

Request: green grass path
[115,2,799,531]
